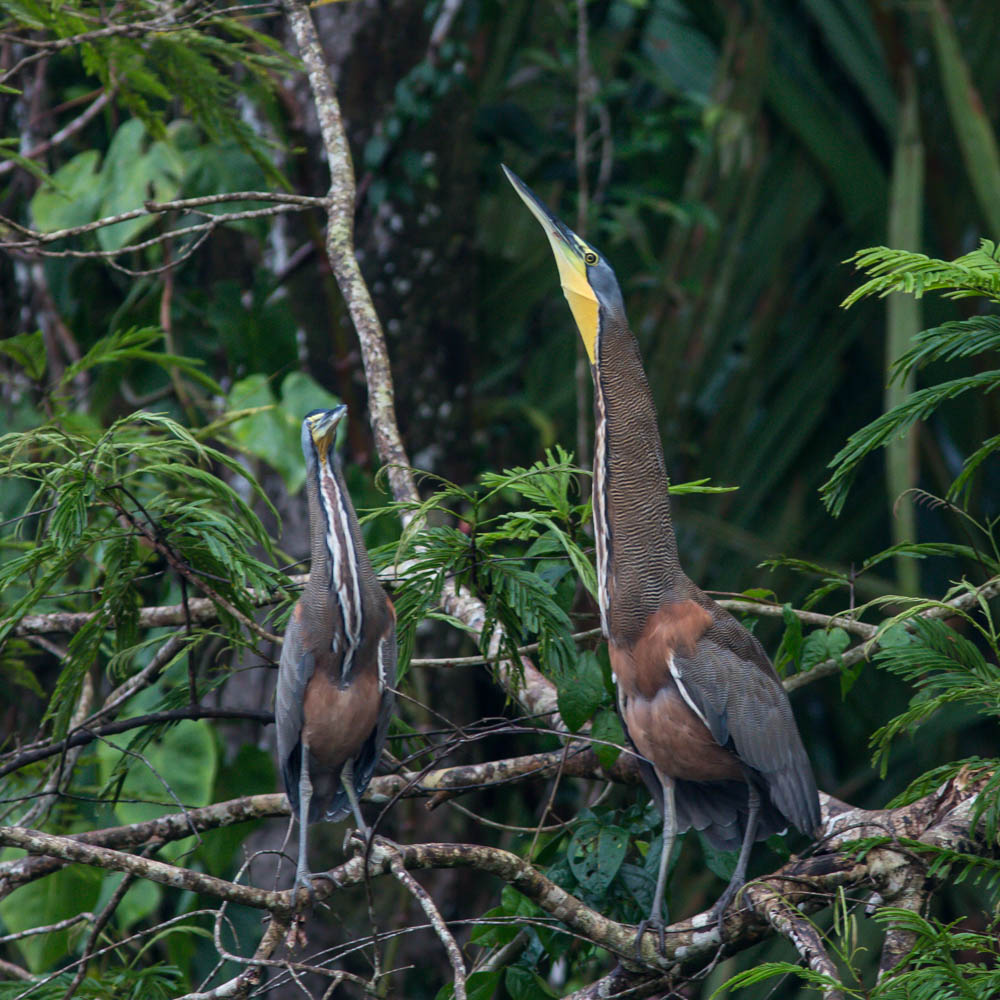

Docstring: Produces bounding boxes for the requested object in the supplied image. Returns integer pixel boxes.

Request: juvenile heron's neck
[592,320,682,644]
[305,459,367,678]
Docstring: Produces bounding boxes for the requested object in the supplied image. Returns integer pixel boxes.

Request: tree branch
[745,882,844,999]
[0,826,288,913]
[281,0,417,509]
[0,88,114,177]
[387,844,468,1000]
[0,771,991,988]
[0,707,274,780]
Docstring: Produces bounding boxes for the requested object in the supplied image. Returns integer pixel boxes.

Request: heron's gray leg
[713,779,761,929]
[340,758,371,840]
[293,739,314,901]
[637,775,675,956]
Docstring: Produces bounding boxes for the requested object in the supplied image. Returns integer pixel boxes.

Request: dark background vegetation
[1,1,999,997]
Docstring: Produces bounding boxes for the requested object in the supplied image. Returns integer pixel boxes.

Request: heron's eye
[584,251,598,265]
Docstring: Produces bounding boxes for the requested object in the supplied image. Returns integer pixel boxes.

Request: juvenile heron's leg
[340,758,371,840]
[712,779,761,931]
[637,776,675,956]
[293,740,315,902]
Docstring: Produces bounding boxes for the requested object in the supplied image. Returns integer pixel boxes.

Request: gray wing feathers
[672,632,820,837]
[275,616,315,814]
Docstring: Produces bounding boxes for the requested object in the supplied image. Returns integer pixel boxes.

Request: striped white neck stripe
[320,467,364,680]
[593,379,611,638]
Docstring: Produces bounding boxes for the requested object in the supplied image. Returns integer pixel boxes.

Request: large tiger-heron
[276,406,397,899]
[503,166,820,946]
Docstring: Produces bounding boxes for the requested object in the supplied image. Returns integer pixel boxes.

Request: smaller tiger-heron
[276,406,397,898]
[503,166,820,945]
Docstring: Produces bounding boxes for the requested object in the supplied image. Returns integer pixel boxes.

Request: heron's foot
[710,877,746,936]
[342,824,372,854]
[635,913,668,959]
[291,871,317,911]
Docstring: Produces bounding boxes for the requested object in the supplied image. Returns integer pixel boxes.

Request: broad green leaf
[0,862,101,972]
[568,821,628,895]
[698,835,738,883]
[590,708,624,770]
[30,149,101,231]
[96,717,217,861]
[227,372,343,492]
[96,872,161,933]
[0,330,46,381]
[556,650,605,732]
[435,969,502,1000]
[505,966,557,1000]
[800,627,850,673]
[97,120,185,251]
[278,371,341,422]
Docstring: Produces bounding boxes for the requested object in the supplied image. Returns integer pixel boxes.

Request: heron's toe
[635,914,668,959]
[710,879,746,936]
[291,872,316,910]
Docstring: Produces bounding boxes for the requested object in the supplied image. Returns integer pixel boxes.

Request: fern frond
[821,371,1000,516]
[890,315,1000,385]
[843,240,1000,307]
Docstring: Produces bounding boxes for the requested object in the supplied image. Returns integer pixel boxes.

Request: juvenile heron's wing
[275,611,316,814]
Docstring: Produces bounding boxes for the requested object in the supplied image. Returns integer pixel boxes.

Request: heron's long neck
[305,459,373,679]
[592,320,681,644]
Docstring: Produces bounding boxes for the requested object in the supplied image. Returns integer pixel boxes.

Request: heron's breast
[621,683,742,783]
[302,666,381,771]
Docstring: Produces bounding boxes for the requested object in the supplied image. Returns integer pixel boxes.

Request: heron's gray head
[302,405,347,472]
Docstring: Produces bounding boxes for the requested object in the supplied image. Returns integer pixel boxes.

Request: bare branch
[746,882,844,1000]
[876,869,929,979]
[0,826,288,913]
[281,0,417,509]
[0,89,114,177]
[0,707,273,780]
[0,958,34,982]
[59,870,136,1000]
[175,917,287,1000]
[0,193,327,250]
[386,843,467,1000]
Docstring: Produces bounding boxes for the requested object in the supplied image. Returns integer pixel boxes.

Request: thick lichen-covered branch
[2,770,988,988]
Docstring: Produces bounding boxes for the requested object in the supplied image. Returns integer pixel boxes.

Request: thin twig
[386,843,468,1000]
[0,89,114,176]
[59,871,135,1000]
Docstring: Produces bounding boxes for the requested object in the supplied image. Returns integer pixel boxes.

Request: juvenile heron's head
[303,405,347,467]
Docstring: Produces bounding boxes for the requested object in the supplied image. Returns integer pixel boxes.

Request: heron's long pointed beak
[502,166,600,362]
[307,405,347,459]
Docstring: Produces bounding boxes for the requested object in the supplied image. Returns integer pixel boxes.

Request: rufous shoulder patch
[646,600,713,657]
[618,600,714,700]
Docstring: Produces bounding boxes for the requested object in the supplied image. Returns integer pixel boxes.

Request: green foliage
[714,962,854,999]
[0,328,289,728]
[0,963,182,1000]
[869,618,1000,770]
[842,241,1000,306]
[1,1,292,180]
[556,650,605,732]
[0,863,102,972]
[872,909,1000,998]
[826,242,1000,515]
[866,610,1000,847]
[225,371,342,492]
[374,448,588,679]
[31,120,184,250]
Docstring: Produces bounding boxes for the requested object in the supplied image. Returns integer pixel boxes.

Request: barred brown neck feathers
[593,318,682,645]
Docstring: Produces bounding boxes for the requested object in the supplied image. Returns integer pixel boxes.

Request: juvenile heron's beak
[307,405,347,459]
[502,165,600,362]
